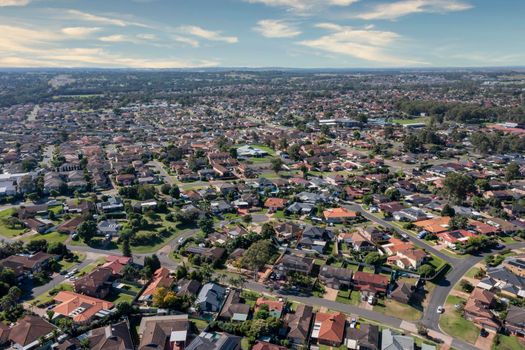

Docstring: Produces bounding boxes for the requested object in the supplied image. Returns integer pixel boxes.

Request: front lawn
[374,299,422,322]
[22,230,69,244]
[336,290,361,306]
[493,334,525,350]
[439,295,479,344]
[31,283,73,307]
[0,208,27,238]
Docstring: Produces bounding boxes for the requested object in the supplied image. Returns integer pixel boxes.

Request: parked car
[437,306,444,314]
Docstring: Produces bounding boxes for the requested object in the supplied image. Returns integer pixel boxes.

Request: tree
[26,239,48,253]
[77,220,97,243]
[442,173,474,204]
[229,147,238,159]
[122,237,132,257]
[441,204,455,217]
[505,162,520,182]
[417,323,428,336]
[169,185,180,199]
[228,275,247,290]
[364,252,385,267]
[241,240,276,273]
[198,216,214,234]
[449,215,468,230]
[260,223,275,239]
[144,255,161,274]
[418,264,435,278]
[270,158,283,173]
[160,183,172,195]
[46,242,68,256]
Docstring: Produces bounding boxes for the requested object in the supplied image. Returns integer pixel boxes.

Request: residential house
[252,341,288,350]
[346,323,379,350]
[387,248,427,270]
[52,291,113,324]
[319,265,353,290]
[414,216,451,234]
[177,279,202,298]
[311,312,346,347]
[195,283,226,313]
[358,226,387,244]
[8,315,57,350]
[218,290,250,322]
[264,197,287,211]
[275,254,314,276]
[0,251,53,278]
[505,306,525,336]
[255,298,284,318]
[463,288,500,331]
[285,304,313,346]
[140,267,174,302]
[353,272,389,296]
[74,266,113,299]
[138,314,189,350]
[87,321,134,350]
[186,332,241,350]
[323,207,359,224]
[390,282,416,304]
[273,222,303,242]
[381,329,414,350]
[339,232,376,252]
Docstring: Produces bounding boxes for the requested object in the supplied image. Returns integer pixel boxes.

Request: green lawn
[374,299,422,322]
[58,252,86,271]
[439,295,479,344]
[107,292,134,305]
[392,116,430,125]
[0,208,28,238]
[493,334,525,350]
[336,290,361,306]
[22,230,69,244]
[31,283,73,306]
[189,317,209,333]
[465,267,482,279]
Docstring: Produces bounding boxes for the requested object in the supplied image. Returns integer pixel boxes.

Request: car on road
[178,237,186,244]
[437,306,444,314]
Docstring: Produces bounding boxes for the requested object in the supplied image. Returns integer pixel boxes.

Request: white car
[437,306,444,314]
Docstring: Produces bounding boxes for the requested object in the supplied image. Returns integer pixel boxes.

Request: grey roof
[186,332,241,350]
[487,267,525,289]
[381,329,414,350]
[195,283,226,311]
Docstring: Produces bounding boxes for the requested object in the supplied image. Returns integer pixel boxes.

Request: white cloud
[298,23,424,66]
[0,0,31,6]
[137,33,158,41]
[0,24,218,68]
[61,27,101,38]
[245,0,359,11]
[254,19,301,38]
[355,0,472,20]
[99,34,133,43]
[172,35,200,48]
[179,25,238,44]
[66,9,150,28]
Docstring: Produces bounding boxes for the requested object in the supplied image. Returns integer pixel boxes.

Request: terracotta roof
[323,207,358,219]
[414,216,451,234]
[315,312,346,343]
[264,197,287,209]
[52,291,113,323]
[142,267,174,298]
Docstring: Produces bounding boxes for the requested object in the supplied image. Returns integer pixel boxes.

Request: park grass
[439,295,479,344]
[493,334,525,350]
[0,208,27,238]
[374,299,422,322]
[22,230,69,244]
[392,116,430,125]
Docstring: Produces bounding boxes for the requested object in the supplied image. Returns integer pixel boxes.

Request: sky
[0,0,524,68]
